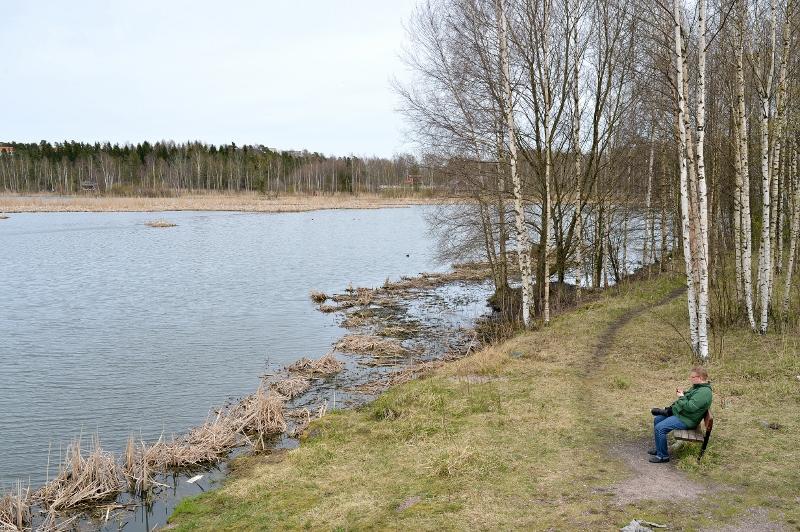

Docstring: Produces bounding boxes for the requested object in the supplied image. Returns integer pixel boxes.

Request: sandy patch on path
[607,438,710,503]
[607,438,786,531]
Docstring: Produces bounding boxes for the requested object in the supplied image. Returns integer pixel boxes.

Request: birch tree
[673,0,710,359]
[498,0,535,326]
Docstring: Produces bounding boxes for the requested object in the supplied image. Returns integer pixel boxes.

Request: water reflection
[0,207,454,487]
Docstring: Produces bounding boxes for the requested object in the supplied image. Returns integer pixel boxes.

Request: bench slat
[672,410,714,460]
[674,428,703,442]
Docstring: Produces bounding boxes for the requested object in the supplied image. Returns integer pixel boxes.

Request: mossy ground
[166,271,800,531]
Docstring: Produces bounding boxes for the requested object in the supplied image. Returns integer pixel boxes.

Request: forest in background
[0,140,434,196]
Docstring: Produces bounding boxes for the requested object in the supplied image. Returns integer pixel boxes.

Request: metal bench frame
[673,409,713,460]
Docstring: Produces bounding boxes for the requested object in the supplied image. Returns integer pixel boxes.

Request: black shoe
[647,449,657,455]
[648,456,669,463]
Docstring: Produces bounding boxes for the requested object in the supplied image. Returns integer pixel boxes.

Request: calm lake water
[0,206,477,492]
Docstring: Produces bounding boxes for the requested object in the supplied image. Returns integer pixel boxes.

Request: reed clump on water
[271,376,311,399]
[32,435,123,511]
[309,290,328,303]
[144,218,177,228]
[334,334,410,359]
[287,352,344,375]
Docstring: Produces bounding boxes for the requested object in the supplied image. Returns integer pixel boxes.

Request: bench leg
[697,433,711,461]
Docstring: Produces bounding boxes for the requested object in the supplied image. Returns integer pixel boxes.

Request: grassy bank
[165,272,799,531]
[0,192,438,213]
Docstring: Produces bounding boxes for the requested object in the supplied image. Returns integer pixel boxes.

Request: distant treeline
[0,140,437,195]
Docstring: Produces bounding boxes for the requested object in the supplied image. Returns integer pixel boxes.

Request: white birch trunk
[543,0,553,326]
[674,0,701,356]
[736,16,756,330]
[756,0,777,333]
[644,123,656,268]
[573,20,582,302]
[498,0,534,328]
[783,143,799,319]
[694,0,709,358]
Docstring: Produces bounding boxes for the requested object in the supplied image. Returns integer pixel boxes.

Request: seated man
[649,366,712,463]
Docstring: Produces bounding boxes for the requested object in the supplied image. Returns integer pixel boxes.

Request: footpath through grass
[165,272,800,531]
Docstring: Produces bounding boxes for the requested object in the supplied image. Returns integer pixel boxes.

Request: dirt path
[589,287,786,530]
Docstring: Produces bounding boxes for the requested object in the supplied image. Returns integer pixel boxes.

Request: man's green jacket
[673,382,712,428]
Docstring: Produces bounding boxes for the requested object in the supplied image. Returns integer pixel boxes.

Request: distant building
[0,146,14,155]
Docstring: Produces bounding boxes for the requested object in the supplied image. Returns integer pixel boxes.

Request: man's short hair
[692,366,708,380]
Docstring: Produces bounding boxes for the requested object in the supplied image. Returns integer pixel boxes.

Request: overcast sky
[0,1,418,158]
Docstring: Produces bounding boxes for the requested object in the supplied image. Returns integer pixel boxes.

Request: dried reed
[227,387,287,436]
[144,218,177,227]
[309,290,328,303]
[0,480,30,531]
[33,435,123,511]
[271,376,311,399]
[286,352,344,375]
[142,413,241,473]
[318,304,338,313]
[334,335,409,358]
[0,193,434,214]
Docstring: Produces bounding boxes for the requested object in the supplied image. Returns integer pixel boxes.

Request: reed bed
[32,435,123,511]
[286,352,344,375]
[144,218,177,227]
[0,214,8,219]
[333,334,409,358]
[270,376,311,399]
[0,481,30,531]
[318,304,338,313]
[0,193,432,214]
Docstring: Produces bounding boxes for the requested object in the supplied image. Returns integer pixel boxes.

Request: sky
[0,1,418,158]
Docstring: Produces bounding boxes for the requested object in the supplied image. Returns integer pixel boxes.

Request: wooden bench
[673,409,713,460]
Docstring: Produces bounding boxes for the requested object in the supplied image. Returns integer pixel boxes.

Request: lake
[0,206,491,493]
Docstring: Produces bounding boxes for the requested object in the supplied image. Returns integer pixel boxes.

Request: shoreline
[0,193,438,214]
[0,264,493,532]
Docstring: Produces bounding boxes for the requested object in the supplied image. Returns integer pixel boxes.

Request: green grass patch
[167,271,800,531]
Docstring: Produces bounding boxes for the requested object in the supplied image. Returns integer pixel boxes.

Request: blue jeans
[653,415,688,459]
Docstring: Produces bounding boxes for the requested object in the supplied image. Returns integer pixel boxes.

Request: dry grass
[333,334,412,360]
[309,290,328,303]
[286,352,344,375]
[0,213,8,219]
[33,435,123,511]
[10,375,289,526]
[167,271,800,531]
[227,387,287,437]
[145,218,177,227]
[270,376,312,399]
[0,481,30,531]
[0,193,437,214]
